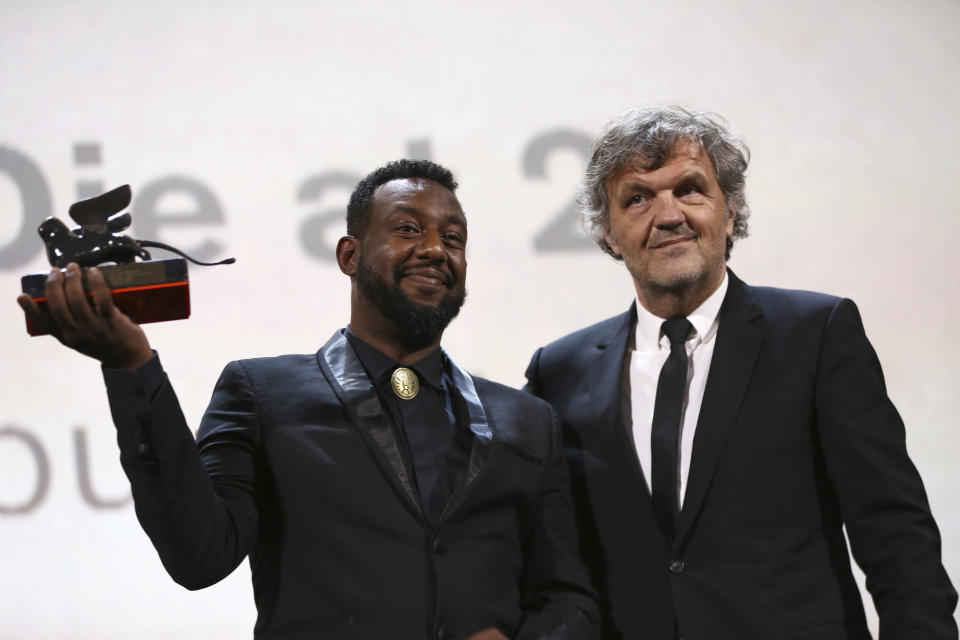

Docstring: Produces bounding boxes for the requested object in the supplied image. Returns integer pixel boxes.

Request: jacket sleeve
[515,406,600,640]
[103,356,261,590]
[814,298,958,638]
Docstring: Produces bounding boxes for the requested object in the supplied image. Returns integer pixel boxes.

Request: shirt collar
[633,272,728,353]
[344,327,445,390]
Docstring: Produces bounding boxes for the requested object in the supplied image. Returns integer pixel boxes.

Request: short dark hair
[346,159,459,237]
[581,105,750,260]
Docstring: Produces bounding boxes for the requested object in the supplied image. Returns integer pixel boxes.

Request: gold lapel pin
[391,367,419,400]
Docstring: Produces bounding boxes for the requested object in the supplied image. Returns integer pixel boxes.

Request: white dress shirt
[629,274,728,507]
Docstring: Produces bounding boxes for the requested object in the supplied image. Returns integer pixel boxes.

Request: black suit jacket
[525,271,956,640]
[104,330,598,640]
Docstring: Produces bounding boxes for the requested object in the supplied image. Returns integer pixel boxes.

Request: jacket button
[437,624,448,639]
[432,538,444,555]
[135,428,153,460]
[669,559,686,574]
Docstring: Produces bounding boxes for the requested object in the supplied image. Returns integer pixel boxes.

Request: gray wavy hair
[581,105,751,260]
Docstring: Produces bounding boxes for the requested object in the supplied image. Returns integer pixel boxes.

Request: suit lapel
[590,304,673,549]
[675,272,763,546]
[585,305,644,480]
[438,354,492,523]
[316,331,424,518]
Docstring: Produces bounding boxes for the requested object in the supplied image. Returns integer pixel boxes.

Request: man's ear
[336,236,360,276]
[725,207,735,238]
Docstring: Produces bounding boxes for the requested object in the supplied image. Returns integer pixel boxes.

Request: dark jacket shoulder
[534,309,633,373]
[471,374,559,462]
[472,374,556,430]
[746,283,844,321]
[220,353,321,387]
[474,374,552,411]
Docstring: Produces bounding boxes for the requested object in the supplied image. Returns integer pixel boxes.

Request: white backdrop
[2,1,958,637]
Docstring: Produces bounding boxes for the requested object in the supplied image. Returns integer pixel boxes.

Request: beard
[356,258,466,348]
[626,253,713,294]
[621,226,726,297]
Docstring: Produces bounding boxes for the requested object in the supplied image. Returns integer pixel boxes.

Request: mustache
[394,262,454,287]
[647,226,697,249]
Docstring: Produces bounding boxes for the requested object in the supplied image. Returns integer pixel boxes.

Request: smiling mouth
[398,267,452,288]
[651,236,695,250]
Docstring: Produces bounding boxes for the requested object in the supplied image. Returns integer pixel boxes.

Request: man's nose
[415,227,446,260]
[652,193,686,228]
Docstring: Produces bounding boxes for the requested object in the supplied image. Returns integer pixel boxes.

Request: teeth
[406,272,444,284]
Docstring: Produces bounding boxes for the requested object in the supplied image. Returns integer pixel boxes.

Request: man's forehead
[372,178,465,220]
[612,141,714,183]
[375,177,434,197]
[374,177,456,202]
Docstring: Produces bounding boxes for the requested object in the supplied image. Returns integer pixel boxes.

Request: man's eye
[443,234,464,246]
[626,194,649,207]
[396,224,419,233]
[677,184,705,198]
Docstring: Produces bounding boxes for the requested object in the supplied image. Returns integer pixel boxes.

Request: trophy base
[21,258,190,336]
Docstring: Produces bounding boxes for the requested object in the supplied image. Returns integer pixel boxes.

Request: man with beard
[524,107,956,639]
[18,159,598,640]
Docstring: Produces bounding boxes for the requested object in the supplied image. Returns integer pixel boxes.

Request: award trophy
[20,184,234,336]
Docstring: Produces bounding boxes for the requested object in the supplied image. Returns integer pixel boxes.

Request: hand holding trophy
[19,262,155,369]
[16,184,234,368]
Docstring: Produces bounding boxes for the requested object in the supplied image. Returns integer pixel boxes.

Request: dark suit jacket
[525,271,956,640]
[104,330,598,640]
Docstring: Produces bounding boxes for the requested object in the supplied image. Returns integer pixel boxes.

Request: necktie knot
[662,317,693,347]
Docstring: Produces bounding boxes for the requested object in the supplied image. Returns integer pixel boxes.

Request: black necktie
[650,317,693,541]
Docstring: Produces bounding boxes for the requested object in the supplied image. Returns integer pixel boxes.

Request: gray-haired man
[524,106,957,639]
